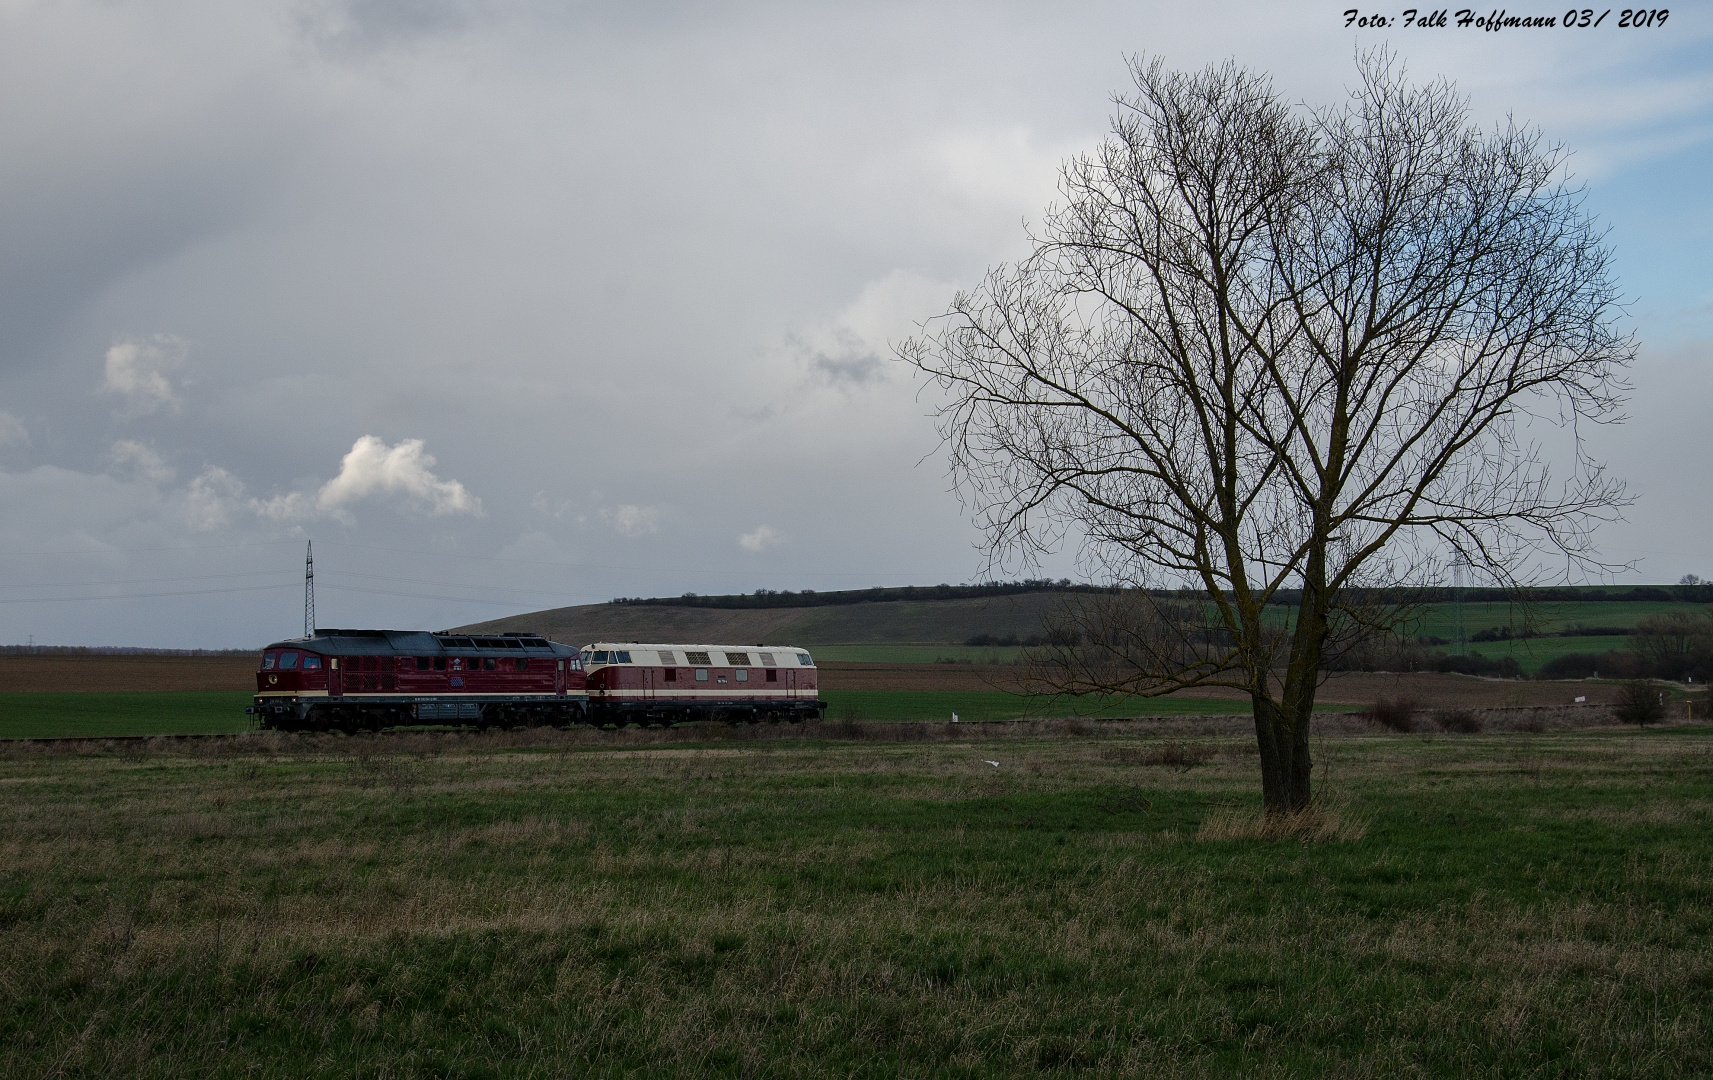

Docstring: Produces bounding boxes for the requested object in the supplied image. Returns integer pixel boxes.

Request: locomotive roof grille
[264,630,568,656]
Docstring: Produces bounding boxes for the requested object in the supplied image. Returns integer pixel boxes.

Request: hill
[450,591,1073,646]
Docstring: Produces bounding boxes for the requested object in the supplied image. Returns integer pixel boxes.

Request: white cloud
[110,440,175,483]
[738,524,784,552]
[314,435,481,518]
[0,412,28,447]
[102,335,186,416]
[597,504,659,536]
[790,270,956,388]
[186,466,246,530]
[190,436,481,527]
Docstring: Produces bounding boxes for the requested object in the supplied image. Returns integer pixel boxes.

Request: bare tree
[901,55,1632,812]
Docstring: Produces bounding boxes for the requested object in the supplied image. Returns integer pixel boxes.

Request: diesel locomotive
[581,641,825,725]
[248,629,586,731]
[249,630,825,731]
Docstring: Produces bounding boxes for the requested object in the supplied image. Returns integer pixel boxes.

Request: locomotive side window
[302,655,322,669]
[766,669,778,683]
[433,657,446,671]
[483,657,497,671]
[797,654,814,666]
[262,652,276,669]
[664,669,677,682]
[735,669,748,682]
[515,658,528,671]
[614,651,632,663]
[695,669,709,681]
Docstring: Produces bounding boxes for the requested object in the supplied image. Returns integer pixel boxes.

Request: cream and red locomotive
[250,631,825,730]
[580,642,825,725]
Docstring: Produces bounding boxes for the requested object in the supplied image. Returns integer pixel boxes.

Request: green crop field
[1,725,1708,1077]
[0,691,255,739]
[821,689,1287,722]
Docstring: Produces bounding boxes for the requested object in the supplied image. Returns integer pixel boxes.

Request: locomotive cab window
[614,651,632,664]
[591,651,609,664]
[797,654,813,666]
[262,652,276,669]
[302,655,322,669]
[278,652,299,670]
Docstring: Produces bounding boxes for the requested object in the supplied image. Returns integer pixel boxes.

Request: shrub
[1615,681,1665,726]
[1435,709,1483,734]
[1367,697,1418,733]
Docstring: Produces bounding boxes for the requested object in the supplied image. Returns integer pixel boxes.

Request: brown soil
[0,655,258,693]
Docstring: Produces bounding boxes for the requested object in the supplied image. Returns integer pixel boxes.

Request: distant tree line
[611,581,1713,611]
[608,580,1098,609]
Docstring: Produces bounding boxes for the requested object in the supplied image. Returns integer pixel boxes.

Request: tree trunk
[1252,695,1312,812]
[1253,588,1326,813]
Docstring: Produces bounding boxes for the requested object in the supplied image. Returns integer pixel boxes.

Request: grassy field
[0,724,1708,1077]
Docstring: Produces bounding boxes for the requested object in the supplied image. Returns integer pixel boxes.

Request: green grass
[0,726,1709,1077]
[1459,633,1633,671]
[0,691,254,739]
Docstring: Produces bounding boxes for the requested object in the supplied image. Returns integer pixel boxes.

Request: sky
[1,0,1709,648]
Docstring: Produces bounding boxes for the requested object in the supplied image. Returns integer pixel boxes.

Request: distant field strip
[0,689,1350,738]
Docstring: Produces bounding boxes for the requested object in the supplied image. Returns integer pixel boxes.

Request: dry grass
[0,726,1709,1077]
[1194,798,1369,843]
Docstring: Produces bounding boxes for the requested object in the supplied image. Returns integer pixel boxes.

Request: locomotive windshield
[278,652,299,669]
[261,652,276,669]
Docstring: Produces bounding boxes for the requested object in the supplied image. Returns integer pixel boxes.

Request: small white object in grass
[983,760,1000,767]
[1575,695,1587,703]
[952,713,959,723]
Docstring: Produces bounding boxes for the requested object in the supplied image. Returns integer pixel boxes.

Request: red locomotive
[249,629,586,731]
[580,642,826,725]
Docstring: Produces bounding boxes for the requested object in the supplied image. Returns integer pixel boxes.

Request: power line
[0,583,298,604]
